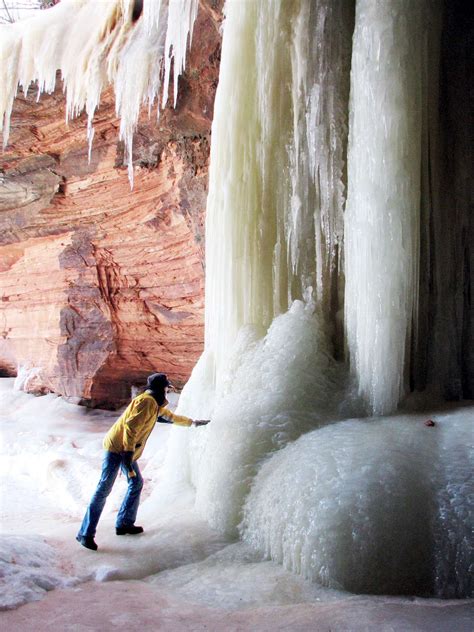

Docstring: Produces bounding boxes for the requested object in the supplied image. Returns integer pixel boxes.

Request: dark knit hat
[146,373,170,391]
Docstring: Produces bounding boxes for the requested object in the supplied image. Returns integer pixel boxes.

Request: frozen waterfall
[174,0,472,597]
[1,0,472,599]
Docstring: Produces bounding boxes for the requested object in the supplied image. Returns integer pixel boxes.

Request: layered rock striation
[0,1,222,407]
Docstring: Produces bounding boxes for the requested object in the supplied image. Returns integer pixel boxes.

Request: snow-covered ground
[0,378,472,630]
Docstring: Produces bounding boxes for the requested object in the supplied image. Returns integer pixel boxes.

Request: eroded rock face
[0,1,222,407]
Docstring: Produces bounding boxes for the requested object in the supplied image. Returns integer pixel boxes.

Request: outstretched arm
[156,408,211,427]
[156,407,192,426]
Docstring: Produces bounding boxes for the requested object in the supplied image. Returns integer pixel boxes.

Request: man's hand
[121,451,135,477]
[193,419,211,427]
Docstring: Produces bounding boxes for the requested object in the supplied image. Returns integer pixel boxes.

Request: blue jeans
[78,451,144,537]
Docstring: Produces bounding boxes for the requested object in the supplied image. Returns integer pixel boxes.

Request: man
[76,372,210,551]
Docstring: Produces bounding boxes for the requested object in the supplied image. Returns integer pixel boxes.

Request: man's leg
[115,460,144,530]
[78,451,122,538]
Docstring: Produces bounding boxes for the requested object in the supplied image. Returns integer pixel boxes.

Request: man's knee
[135,474,144,491]
[94,475,115,499]
[131,471,143,491]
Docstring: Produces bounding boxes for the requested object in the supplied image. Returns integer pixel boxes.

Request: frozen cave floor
[2,520,473,632]
[0,379,472,631]
[2,577,473,632]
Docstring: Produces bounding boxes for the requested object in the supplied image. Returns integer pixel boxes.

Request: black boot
[76,535,98,551]
[116,525,144,535]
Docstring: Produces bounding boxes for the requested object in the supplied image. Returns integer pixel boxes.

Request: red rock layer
[0,1,222,407]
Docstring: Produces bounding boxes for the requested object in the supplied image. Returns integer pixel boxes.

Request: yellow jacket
[103,391,192,461]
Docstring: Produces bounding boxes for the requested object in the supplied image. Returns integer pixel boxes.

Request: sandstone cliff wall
[0,1,222,407]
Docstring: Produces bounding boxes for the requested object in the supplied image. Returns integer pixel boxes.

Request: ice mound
[242,411,473,597]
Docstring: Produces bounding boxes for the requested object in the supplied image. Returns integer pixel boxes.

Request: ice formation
[0,0,198,184]
[164,0,353,536]
[0,535,80,610]
[191,301,345,535]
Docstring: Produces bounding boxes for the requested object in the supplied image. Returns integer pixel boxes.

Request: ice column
[344,0,430,415]
[203,0,291,384]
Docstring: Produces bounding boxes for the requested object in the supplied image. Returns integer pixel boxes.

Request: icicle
[162,0,199,108]
[344,0,431,415]
[87,120,95,164]
[0,26,20,148]
[287,0,352,319]
[143,0,163,34]
[114,2,169,188]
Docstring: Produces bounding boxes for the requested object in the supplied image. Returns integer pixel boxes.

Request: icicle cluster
[203,0,352,384]
[0,0,198,185]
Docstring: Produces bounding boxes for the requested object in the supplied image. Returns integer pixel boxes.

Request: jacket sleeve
[122,397,154,450]
[157,407,192,427]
